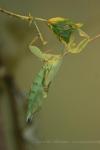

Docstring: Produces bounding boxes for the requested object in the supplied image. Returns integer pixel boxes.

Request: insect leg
[67,36,90,54]
[78,29,90,38]
[34,21,47,45]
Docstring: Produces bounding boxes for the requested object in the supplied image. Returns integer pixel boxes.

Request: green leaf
[47,17,83,43]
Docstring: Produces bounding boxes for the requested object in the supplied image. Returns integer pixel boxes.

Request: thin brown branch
[0,7,47,45]
[89,34,100,42]
[0,7,47,24]
[0,7,33,24]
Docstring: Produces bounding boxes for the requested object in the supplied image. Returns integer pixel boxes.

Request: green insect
[26,20,94,123]
[47,17,90,53]
[26,17,100,123]
[0,8,100,124]
[26,45,63,123]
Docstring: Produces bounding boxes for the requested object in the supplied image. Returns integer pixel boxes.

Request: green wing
[26,67,45,123]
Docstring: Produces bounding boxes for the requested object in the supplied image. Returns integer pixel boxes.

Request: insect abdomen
[26,68,45,123]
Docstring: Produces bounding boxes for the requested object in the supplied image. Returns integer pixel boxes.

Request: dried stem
[0,7,47,45]
[0,7,47,24]
[89,34,100,42]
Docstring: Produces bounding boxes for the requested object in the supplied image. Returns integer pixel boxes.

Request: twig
[89,34,100,42]
[0,7,47,24]
[0,7,47,45]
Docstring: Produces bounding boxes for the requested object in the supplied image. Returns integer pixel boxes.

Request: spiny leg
[78,28,90,39]
[67,34,90,54]
[34,21,47,45]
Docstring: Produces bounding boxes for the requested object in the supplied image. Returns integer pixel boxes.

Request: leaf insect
[1,8,100,123]
[26,18,100,123]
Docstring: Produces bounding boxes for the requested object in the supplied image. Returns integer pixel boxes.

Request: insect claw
[26,114,33,124]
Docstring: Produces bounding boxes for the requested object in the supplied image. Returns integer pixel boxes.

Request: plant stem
[89,34,100,42]
[34,21,47,45]
[0,7,47,24]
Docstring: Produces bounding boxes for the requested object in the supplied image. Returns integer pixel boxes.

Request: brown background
[0,0,100,150]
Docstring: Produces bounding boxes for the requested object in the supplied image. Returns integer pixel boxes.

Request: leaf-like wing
[26,67,45,123]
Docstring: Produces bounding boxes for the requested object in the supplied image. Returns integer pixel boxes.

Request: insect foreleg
[34,20,47,45]
[67,37,90,54]
[78,29,90,38]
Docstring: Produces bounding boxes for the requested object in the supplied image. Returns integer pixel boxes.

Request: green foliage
[47,17,83,43]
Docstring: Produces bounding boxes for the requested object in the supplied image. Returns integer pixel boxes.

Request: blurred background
[0,0,100,150]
